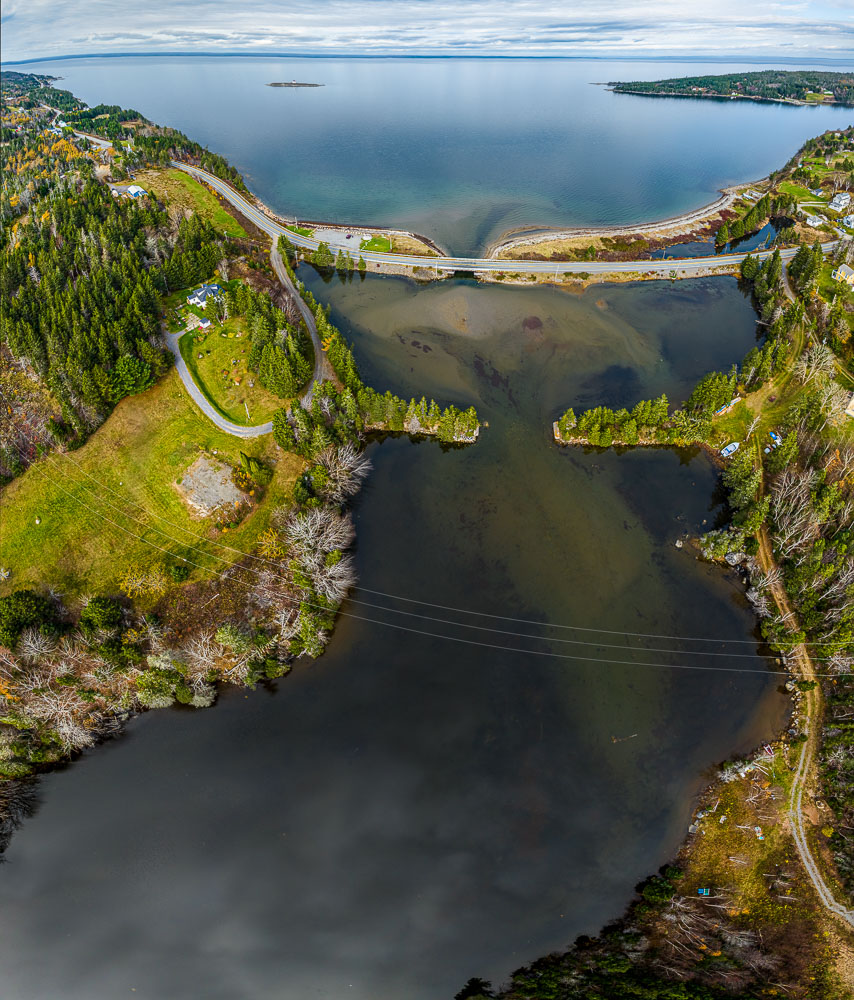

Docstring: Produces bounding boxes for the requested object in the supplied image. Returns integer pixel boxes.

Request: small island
[267,81,323,88]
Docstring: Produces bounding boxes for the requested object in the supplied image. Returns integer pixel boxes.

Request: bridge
[171,161,837,277]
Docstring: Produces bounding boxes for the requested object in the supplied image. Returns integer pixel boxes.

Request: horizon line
[4,51,854,68]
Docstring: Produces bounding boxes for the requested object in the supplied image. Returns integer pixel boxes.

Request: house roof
[188,283,223,301]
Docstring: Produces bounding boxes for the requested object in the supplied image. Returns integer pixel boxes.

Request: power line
[355,586,776,646]
[8,423,840,652]
[7,444,845,678]
[6,439,827,661]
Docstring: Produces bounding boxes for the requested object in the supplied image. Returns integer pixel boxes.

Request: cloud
[1,0,852,63]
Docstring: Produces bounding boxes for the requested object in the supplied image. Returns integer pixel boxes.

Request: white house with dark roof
[187,283,223,309]
[829,191,851,213]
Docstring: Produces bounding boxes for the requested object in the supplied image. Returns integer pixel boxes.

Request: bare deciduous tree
[794,344,836,385]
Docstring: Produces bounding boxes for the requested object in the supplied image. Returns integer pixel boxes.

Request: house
[186,283,223,308]
[809,187,824,197]
[829,192,851,213]
[831,263,854,286]
[846,392,854,419]
[805,214,826,228]
[743,189,761,202]
[198,318,212,330]
[108,183,146,199]
[842,214,854,229]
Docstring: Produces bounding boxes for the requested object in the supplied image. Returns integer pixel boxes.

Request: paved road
[165,332,273,438]
[71,128,112,149]
[171,162,838,276]
[165,248,331,437]
[162,166,340,435]
[269,244,335,403]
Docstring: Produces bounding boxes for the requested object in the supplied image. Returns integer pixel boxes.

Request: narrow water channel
[0,275,787,1000]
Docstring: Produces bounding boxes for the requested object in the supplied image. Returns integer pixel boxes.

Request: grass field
[360,234,392,253]
[777,180,822,203]
[135,168,248,239]
[285,224,315,238]
[179,321,285,425]
[390,234,438,257]
[0,372,301,600]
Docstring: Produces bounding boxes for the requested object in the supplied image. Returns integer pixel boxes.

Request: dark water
[0,275,788,1000]
[652,220,787,259]
[23,56,854,255]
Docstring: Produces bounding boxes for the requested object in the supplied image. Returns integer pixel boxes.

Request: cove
[0,274,788,999]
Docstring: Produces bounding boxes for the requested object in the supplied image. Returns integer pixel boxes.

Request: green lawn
[285,224,315,238]
[179,320,285,426]
[360,235,392,253]
[709,401,755,449]
[777,180,821,203]
[0,372,302,600]
[135,168,248,239]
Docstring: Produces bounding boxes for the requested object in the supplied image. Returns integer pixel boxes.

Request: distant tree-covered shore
[611,70,854,107]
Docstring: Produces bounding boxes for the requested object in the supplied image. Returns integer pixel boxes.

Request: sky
[2,0,853,65]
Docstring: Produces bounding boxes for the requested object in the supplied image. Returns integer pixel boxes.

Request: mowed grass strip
[360,234,392,253]
[0,372,301,599]
[179,321,285,425]
[135,168,248,239]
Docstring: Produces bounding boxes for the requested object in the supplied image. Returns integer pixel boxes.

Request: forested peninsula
[0,72,479,843]
[611,70,854,107]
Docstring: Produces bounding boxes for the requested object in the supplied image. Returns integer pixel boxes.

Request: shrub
[641,874,677,905]
[135,669,178,708]
[239,451,272,485]
[0,590,53,649]
[119,564,167,598]
[215,623,253,656]
[79,596,123,632]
